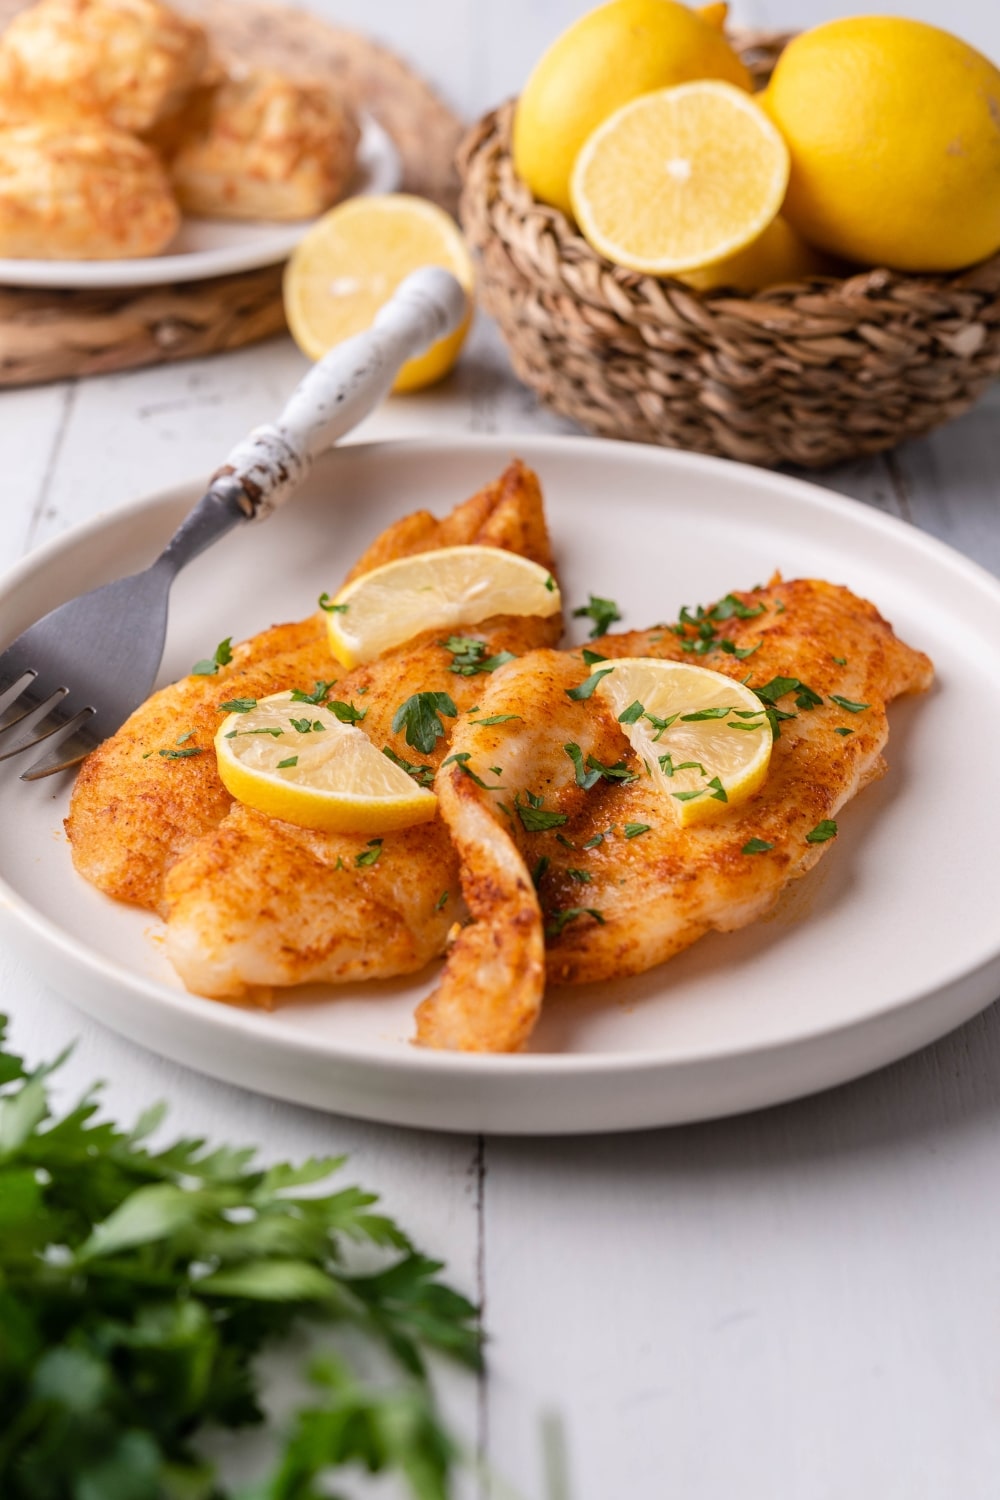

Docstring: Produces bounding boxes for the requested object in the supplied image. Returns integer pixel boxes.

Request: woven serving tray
[0,0,464,386]
[459,30,1000,469]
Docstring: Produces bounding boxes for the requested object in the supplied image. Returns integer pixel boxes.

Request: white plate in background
[0,111,400,290]
[1,435,998,1134]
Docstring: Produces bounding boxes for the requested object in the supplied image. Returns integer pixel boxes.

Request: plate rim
[2,432,1000,1095]
[0,111,400,290]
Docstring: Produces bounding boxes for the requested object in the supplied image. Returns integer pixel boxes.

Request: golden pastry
[0,120,180,258]
[169,68,360,222]
[0,0,210,135]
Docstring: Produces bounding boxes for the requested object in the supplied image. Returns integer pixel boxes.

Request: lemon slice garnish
[593,658,772,825]
[283,193,474,391]
[570,80,789,275]
[325,545,561,668]
[215,692,437,834]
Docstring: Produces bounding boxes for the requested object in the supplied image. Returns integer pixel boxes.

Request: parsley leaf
[218,697,256,713]
[515,792,568,832]
[573,594,622,638]
[469,713,522,725]
[566,667,614,701]
[581,648,608,666]
[290,680,338,705]
[382,746,435,788]
[441,752,503,789]
[546,907,606,936]
[742,837,773,854]
[356,838,383,866]
[565,742,602,790]
[443,637,517,676]
[277,755,298,769]
[435,891,449,910]
[806,819,838,843]
[318,592,348,613]
[834,727,854,737]
[158,746,204,759]
[327,700,367,724]
[191,637,233,676]
[391,692,459,755]
[618,700,645,725]
[828,695,869,714]
[567,868,592,883]
[623,822,652,838]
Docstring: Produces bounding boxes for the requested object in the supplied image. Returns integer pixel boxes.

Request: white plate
[2,436,999,1134]
[0,112,400,289]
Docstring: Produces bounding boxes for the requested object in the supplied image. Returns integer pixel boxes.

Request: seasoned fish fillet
[0,0,210,135]
[168,68,359,222]
[0,120,180,259]
[416,578,934,1052]
[67,461,559,997]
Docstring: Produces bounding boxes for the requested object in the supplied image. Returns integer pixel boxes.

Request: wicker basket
[458,31,1000,469]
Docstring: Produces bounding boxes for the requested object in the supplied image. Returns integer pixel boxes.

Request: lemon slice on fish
[215,692,437,834]
[324,545,561,667]
[593,658,772,825]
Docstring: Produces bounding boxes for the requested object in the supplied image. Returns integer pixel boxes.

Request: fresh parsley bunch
[0,1018,479,1499]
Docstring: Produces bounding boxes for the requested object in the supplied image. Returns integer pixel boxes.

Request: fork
[0,266,468,781]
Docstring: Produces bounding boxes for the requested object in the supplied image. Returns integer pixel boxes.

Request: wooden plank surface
[3,2,1000,1496]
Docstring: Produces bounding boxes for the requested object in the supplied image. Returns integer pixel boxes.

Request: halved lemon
[325,545,561,668]
[283,194,474,391]
[215,692,437,834]
[570,80,790,275]
[594,659,772,825]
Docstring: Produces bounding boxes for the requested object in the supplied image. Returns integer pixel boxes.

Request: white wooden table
[5,2,1000,1495]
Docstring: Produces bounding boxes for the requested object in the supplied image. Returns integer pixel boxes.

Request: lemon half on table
[215,692,437,835]
[284,194,474,391]
[594,659,772,826]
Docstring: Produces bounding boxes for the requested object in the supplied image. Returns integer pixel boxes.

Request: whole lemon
[762,17,1000,272]
[512,0,751,219]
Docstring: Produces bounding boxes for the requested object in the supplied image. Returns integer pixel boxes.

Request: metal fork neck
[154,478,250,578]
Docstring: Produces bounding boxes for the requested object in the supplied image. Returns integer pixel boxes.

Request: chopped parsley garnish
[546,907,605,937]
[742,837,773,854]
[443,636,517,676]
[544,573,557,592]
[290,680,338,705]
[658,755,705,778]
[441,752,503,789]
[327,700,367,724]
[355,838,383,867]
[158,747,204,759]
[236,726,283,738]
[566,667,613,701]
[531,855,550,888]
[582,829,614,849]
[672,788,707,803]
[469,713,522,726]
[515,791,568,833]
[175,731,194,745]
[834,727,854,737]
[832,655,847,666]
[706,776,728,802]
[435,891,449,910]
[567,868,592,883]
[806,819,838,844]
[289,717,324,734]
[564,742,601,790]
[828,695,869,713]
[218,697,256,713]
[624,822,652,839]
[277,755,298,769]
[191,637,233,676]
[679,706,733,722]
[581,648,608,666]
[718,639,760,659]
[643,711,678,740]
[391,691,459,754]
[318,592,348,613]
[382,746,435,787]
[618,700,645,725]
[573,594,622,639]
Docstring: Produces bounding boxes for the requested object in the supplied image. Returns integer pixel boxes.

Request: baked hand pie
[168,68,360,222]
[0,120,180,258]
[0,0,210,135]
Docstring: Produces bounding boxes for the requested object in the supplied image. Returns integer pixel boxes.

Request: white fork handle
[213,266,468,520]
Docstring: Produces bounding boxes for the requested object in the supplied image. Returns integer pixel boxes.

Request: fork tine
[20,710,98,780]
[0,688,75,761]
[0,670,40,730]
